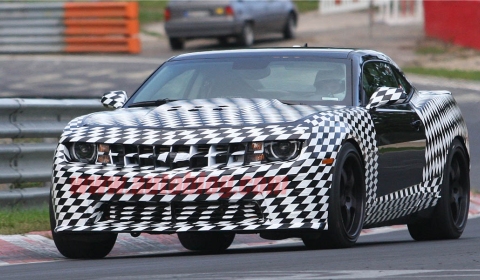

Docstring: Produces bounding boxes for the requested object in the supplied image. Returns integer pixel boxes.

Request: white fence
[319,0,370,14]
[319,0,424,25]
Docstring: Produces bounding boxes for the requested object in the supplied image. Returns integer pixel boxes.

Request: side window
[392,67,413,94]
[362,62,399,100]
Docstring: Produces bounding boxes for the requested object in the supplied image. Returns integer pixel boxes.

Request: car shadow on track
[103,238,421,261]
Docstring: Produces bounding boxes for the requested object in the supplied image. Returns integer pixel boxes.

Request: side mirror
[101,91,128,109]
[366,87,407,110]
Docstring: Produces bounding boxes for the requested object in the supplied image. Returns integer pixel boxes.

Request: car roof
[168,48,391,62]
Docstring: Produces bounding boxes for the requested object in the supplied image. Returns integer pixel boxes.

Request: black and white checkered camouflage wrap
[52,93,468,233]
[366,87,406,110]
[71,98,337,130]
[365,90,469,225]
[100,90,128,109]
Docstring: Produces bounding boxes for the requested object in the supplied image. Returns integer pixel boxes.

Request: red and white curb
[1,193,480,266]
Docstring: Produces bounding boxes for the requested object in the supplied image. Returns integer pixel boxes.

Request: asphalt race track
[0,55,165,98]
[1,217,480,279]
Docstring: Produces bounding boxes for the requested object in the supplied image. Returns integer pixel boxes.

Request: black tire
[50,199,117,259]
[408,139,470,241]
[169,37,185,50]
[217,36,229,46]
[237,23,254,47]
[282,13,296,39]
[302,142,366,249]
[177,232,235,252]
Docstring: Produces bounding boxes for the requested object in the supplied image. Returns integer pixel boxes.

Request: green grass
[0,205,50,235]
[138,1,168,24]
[294,0,319,13]
[416,45,448,55]
[10,182,45,189]
[404,67,480,81]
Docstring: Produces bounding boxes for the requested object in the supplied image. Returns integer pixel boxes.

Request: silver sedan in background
[164,0,298,50]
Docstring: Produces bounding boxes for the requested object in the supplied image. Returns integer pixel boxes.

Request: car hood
[80,98,338,129]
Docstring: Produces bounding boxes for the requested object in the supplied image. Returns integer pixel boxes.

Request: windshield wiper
[128,99,176,108]
[279,100,305,105]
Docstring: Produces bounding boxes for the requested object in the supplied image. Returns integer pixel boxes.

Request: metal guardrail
[0,98,106,184]
[0,2,141,54]
[0,186,52,208]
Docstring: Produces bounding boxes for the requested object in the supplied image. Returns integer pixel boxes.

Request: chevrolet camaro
[50,48,470,258]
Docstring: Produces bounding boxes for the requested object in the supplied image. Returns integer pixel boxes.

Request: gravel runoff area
[141,9,480,71]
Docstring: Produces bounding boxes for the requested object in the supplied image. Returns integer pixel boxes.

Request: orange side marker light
[322,158,334,165]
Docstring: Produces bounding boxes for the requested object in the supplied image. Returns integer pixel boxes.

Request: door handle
[410,119,421,131]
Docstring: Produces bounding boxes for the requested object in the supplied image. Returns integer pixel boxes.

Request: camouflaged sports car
[50,48,470,259]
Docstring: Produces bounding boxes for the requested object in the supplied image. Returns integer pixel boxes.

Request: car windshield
[128,56,352,106]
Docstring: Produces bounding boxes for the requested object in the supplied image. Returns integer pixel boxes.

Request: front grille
[102,143,248,170]
[101,202,171,223]
[99,201,263,225]
[172,201,264,224]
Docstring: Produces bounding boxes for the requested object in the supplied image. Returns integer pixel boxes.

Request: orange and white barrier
[0,2,140,54]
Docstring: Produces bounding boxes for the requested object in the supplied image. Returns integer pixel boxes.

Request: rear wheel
[302,142,366,249]
[169,37,185,50]
[408,139,469,240]
[237,23,254,47]
[177,232,235,252]
[282,13,296,39]
[50,199,117,259]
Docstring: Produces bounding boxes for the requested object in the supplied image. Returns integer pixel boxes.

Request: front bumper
[51,144,332,233]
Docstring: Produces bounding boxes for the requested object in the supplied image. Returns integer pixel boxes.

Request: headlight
[70,142,97,163]
[264,140,301,161]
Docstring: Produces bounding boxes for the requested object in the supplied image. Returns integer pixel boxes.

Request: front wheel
[408,139,469,240]
[237,23,254,47]
[303,142,366,249]
[50,200,117,259]
[177,232,235,252]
